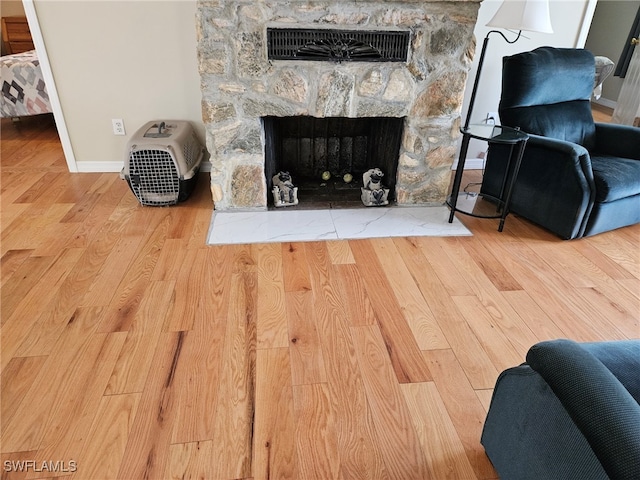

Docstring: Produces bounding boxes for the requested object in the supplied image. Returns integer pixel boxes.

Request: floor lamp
[464,0,554,129]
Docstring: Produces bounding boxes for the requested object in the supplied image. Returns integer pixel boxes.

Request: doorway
[20,0,77,171]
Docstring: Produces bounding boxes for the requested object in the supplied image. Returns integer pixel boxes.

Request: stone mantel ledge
[197,0,480,210]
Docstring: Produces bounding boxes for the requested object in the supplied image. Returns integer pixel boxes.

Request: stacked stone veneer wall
[197,0,480,210]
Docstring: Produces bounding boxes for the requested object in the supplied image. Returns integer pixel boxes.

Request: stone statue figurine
[272,171,299,207]
[361,167,389,206]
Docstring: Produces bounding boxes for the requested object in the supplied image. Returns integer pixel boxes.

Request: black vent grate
[267,28,409,63]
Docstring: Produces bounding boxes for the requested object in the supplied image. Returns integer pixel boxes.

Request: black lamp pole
[464,29,522,130]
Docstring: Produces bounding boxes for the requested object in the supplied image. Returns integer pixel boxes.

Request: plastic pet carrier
[121,120,205,206]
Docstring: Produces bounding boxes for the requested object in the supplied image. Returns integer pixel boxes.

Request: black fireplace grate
[267,28,409,62]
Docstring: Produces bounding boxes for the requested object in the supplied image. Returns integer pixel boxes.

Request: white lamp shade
[486,0,554,34]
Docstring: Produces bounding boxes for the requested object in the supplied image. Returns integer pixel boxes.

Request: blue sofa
[481,47,640,239]
[481,339,640,479]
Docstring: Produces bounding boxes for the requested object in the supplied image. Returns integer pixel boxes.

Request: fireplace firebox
[263,116,403,208]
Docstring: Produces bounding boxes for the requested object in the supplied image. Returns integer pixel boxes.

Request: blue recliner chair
[481,339,640,480]
[481,47,640,239]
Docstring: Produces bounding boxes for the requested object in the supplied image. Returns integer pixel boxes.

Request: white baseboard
[451,158,485,170]
[593,97,616,110]
[76,161,123,173]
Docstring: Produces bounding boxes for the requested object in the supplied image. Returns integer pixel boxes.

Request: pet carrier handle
[158,122,166,134]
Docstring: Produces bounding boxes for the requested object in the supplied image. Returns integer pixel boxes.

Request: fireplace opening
[263,116,404,209]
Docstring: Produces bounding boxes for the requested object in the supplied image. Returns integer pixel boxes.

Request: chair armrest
[595,123,640,160]
[527,339,640,480]
[481,366,611,479]
[521,134,596,194]
[483,134,595,238]
[527,133,590,158]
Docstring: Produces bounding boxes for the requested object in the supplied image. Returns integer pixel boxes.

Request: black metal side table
[447,124,528,232]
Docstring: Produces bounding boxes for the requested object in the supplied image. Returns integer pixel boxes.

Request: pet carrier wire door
[121,121,204,206]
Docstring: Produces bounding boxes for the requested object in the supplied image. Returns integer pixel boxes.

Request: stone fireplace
[197,0,480,210]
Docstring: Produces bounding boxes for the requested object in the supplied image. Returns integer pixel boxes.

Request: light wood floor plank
[618,278,640,300]
[501,290,568,342]
[97,213,171,333]
[282,242,312,292]
[570,240,637,281]
[1,254,57,323]
[417,237,475,297]
[372,238,449,350]
[30,221,83,257]
[25,204,75,243]
[116,331,185,480]
[286,290,328,386]
[1,355,47,428]
[162,247,205,333]
[440,237,540,357]
[326,239,355,264]
[80,235,142,308]
[150,238,188,282]
[393,237,500,389]
[453,295,524,372]
[589,230,640,279]
[1,170,46,205]
[401,382,477,479]
[0,249,34,287]
[34,331,127,472]
[169,247,233,442]
[254,347,298,480]
[530,241,617,288]
[422,349,497,479]
[293,383,341,480]
[350,240,433,384]
[71,393,141,480]
[166,440,213,480]
[104,280,176,394]
[333,263,378,327]
[305,241,390,479]
[170,329,224,445]
[14,248,102,358]
[351,325,430,479]
[460,237,523,292]
[210,268,258,480]
[575,285,639,339]
[475,389,494,413]
[488,240,615,342]
[255,242,290,349]
[1,307,105,452]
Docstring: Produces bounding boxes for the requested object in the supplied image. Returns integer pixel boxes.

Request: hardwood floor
[1,114,638,480]
[591,102,615,123]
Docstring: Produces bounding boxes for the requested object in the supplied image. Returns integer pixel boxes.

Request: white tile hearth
[207,206,471,245]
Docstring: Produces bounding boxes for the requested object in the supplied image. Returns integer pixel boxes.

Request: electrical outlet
[112,118,126,136]
[485,112,499,125]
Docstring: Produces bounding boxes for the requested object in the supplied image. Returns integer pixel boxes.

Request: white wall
[30,0,594,171]
[32,0,203,172]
